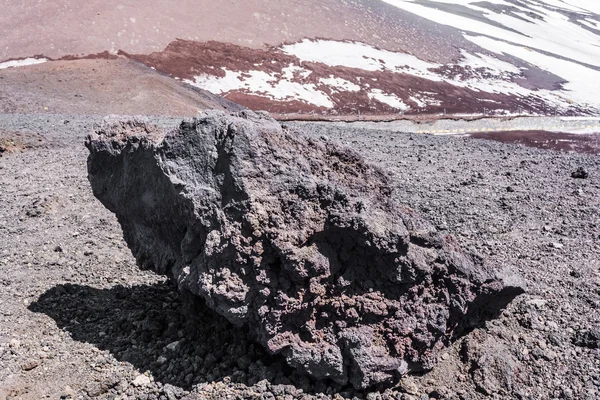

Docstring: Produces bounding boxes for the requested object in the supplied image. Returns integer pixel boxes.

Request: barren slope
[0,59,243,115]
[2,1,599,116]
[0,0,462,62]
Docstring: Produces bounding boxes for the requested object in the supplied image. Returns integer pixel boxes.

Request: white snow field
[182,1,600,115]
[379,0,600,109]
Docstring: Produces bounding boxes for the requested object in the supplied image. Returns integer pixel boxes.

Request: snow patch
[282,40,438,74]
[368,90,409,111]
[410,95,441,108]
[465,34,600,109]
[283,39,539,100]
[458,50,520,75]
[380,0,600,68]
[0,58,48,70]
[319,77,361,92]
[185,68,334,108]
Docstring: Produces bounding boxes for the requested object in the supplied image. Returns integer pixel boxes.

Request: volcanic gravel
[0,114,598,400]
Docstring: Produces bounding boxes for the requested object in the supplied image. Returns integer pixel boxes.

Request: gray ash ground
[0,114,598,400]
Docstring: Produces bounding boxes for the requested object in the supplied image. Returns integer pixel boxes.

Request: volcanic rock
[571,167,589,179]
[85,110,525,388]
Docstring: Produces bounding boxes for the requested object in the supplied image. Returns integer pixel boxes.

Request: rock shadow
[28,282,347,395]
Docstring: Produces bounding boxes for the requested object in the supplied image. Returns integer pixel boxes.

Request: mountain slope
[1,0,599,116]
[0,58,243,115]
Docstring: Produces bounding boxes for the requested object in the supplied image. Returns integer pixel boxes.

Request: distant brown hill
[0,58,243,116]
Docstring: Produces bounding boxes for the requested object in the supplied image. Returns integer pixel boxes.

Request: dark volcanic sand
[0,114,598,399]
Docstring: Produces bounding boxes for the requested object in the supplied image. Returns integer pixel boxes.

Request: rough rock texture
[85,110,525,388]
[462,329,521,396]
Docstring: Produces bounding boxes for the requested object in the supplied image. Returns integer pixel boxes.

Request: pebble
[60,385,76,399]
[527,299,548,308]
[21,359,39,371]
[366,393,381,400]
[157,355,168,365]
[165,340,180,351]
[571,167,589,179]
[132,374,152,387]
[400,377,419,395]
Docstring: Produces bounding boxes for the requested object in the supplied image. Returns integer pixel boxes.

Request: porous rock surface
[85,110,525,388]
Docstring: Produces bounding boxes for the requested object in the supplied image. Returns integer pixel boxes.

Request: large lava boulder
[85,110,524,388]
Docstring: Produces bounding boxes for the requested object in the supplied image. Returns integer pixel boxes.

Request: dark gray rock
[571,167,589,179]
[85,110,525,388]
[573,327,600,349]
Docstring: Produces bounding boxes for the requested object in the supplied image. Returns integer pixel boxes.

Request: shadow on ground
[28,282,340,394]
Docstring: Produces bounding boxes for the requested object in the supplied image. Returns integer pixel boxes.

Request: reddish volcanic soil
[0,0,467,63]
[124,39,560,116]
[0,58,242,116]
[470,130,600,155]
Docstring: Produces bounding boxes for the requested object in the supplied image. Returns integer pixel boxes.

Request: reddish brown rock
[85,110,525,388]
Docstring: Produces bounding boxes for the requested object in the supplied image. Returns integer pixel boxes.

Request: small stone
[440,352,450,360]
[366,393,381,400]
[571,167,589,179]
[527,298,547,308]
[165,340,180,351]
[61,385,76,399]
[538,340,547,350]
[562,388,574,400]
[132,374,151,387]
[21,360,39,371]
[551,242,563,249]
[548,332,564,346]
[85,382,108,397]
[400,376,419,395]
[573,327,600,349]
[255,379,270,393]
[542,350,558,361]
[9,339,20,349]
[157,355,168,365]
